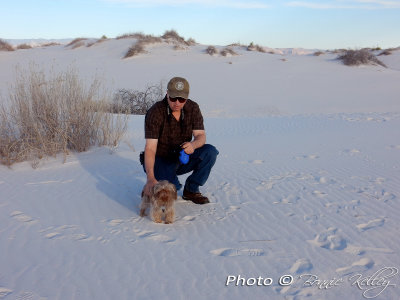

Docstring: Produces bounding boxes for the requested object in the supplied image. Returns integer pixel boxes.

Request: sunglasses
[169,96,187,103]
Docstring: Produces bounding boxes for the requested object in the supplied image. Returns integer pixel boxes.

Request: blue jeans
[145,144,218,193]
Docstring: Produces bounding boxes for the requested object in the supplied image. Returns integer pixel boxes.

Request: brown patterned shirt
[145,96,204,159]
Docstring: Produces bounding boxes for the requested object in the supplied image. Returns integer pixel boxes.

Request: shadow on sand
[77,147,144,214]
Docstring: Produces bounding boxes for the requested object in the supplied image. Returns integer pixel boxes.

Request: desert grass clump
[66,38,88,49]
[123,33,162,58]
[17,44,33,50]
[42,42,60,47]
[124,42,147,58]
[337,49,387,67]
[313,51,325,56]
[0,66,128,167]
[247,42,266,53]
[112,83,164,114]
[162,30,195,46]
[378,49,393,56]
[162,30,185,44]
[205,46,218,56]
[220,47,238,57]
[0,39,14,51]
[173,44,188,51]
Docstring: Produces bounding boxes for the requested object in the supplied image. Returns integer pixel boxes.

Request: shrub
[0,66,128,167]
[117,32,146,40]
[337,49,387,67]
[162,30,195,46]
[112,83,163,115]
[313,51,324,56]
[124,42,147,58]
[0,39,14,51]
[42,42,60,47]
[186,38,197,46]
[173,44,188,51]
[162,30,185,44]
[378,49,392,56]
[247,42,266,53]
[205,46,218,56]
[220,47,238,56]
[66,38,88,48]
[17,44,32,50]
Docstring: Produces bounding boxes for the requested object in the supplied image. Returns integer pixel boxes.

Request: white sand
[1,39,400,299]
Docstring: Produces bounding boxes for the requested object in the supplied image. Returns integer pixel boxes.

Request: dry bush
[117,32,146,40]
[313,51,325,56]
[337,49,387,67]
[66,38,88,48]
[186,38,197,46]
[173,44,188,51]
[228,42,246,47]
[112,83,163,115]
[247,42,266,53]
[220,47,238,57]
[0,39,14,51]
[0,67,128,167]
[87,36,109,47]
[162,30,194,46]
[205,46,218,56]
[42,42,60,47]
[162,30,185,44]
[378,49,392,56]
[17,44,32,50]
[124,42,147,58]
[123,34,162,58]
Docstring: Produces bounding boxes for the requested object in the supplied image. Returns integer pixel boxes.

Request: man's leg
[177,144,219,193]
[144,156,182,191]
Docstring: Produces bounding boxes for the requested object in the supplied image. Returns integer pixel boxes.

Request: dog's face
[152,180,177,205]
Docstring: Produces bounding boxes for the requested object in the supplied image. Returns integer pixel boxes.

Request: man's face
[167,93,187,112]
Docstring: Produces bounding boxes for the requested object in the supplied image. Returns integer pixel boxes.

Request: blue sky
[1,0,399,49]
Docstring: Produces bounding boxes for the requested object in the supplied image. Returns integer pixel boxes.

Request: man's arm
[143,138,158,196]
[181,130,206,154]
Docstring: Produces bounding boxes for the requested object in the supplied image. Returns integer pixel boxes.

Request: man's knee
[200,144,219,161]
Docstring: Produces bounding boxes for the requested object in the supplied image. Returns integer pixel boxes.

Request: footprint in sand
[0,288,12,298]
[294,154,319,160]
[273,194,300,205]
[341,149,361,156]
[10,211,38,225]
[308,227,347,250]
[210,248,264,257]
[40,225,93,241]
[387,144,400,150]
[290,258,313,274]
[336,257,374,276]
[312,190,328,198]
[182,215,196,221]
[134,230,175,243]
[356,218,385,232]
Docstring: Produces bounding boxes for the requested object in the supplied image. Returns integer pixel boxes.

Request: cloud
[286,0,400,9]
[102,0,270,9]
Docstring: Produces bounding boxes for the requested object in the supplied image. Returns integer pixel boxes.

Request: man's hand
[181,142,195,154]
[144,178,158,197]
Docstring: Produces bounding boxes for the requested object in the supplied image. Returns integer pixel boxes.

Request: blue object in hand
[179,150,190,164]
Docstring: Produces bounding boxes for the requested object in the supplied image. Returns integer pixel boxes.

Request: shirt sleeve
[192,102,204,130]
[145,106,163,139]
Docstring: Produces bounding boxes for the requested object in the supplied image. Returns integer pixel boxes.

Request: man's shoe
[182,189,210,204]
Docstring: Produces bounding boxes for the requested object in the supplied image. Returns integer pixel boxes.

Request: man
[142,77,218,204]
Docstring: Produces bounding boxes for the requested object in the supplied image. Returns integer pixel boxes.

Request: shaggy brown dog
[140,180,177,224]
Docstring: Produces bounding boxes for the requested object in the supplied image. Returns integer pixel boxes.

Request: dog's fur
[140,180,177,224]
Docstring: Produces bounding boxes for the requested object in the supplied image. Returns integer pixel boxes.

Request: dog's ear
[170,184,177,200]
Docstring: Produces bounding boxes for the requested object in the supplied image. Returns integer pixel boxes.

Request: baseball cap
[167,77,190,99]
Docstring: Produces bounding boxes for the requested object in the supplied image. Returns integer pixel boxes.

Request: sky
[1,0,399,49]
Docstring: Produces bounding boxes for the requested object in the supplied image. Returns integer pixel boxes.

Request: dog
[140,180,177,224]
